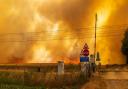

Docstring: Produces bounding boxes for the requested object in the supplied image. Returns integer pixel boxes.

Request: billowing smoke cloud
[0,0,127,64]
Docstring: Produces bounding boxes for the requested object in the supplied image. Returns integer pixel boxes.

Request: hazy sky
[0,0,128,64]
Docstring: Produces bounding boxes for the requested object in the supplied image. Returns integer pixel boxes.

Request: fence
[0,62,95,88]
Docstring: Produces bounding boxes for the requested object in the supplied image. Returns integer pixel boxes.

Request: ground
[81,65,128,89]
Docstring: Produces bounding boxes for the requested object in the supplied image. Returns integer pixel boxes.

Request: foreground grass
[0,64,89,89]
[0,84,44,89]
[0,71,85,89]
[0,84,81,89]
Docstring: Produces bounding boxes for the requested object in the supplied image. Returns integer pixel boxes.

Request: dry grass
[0,64,90,89]
[0,71,87,89]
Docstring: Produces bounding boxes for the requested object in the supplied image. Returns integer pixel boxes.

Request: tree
[121,29,128,64]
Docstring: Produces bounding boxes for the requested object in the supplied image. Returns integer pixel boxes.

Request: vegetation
[0,67,88,89]
[0,71,85,89]
[121,29,128,63]
[0,84,42,89]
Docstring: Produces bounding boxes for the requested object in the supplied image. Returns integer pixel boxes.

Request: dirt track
[81,71,128,89]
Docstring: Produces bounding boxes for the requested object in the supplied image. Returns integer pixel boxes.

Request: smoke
[0,0,127,64]
[96,0,128,64]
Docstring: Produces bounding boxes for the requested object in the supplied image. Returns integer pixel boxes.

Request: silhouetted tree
[121,29,128,64]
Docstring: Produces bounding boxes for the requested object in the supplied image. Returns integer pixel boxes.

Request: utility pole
[94,14,97,61]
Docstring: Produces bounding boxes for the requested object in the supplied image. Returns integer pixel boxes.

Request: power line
[0,24,126,43]
[0,28,125,38]
[0,32,123,39]
[0,33,123,43]
[0,24,127,35]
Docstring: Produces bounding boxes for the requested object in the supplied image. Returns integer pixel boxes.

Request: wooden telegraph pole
[94,14,97,61]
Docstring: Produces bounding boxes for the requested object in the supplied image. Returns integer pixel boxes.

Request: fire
[28,23,60,63]
[96,0,116,27]
[97,11,110,27]
[29,45,51,63]
[96,0,125,65]
[0,0,127,64]
[52,23,59,34]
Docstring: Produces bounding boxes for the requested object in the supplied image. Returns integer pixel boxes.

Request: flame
[0,0,127,64]
[96,0,117,27]
[97,11,110,27]
[95,3,114,64]
[29,22,60,63]
[52,23,59,34]
[96,0,125,64]
[29,45,51,63]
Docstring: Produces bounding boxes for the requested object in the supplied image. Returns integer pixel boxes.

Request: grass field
[0,84,43,89]
[0,64,87,89]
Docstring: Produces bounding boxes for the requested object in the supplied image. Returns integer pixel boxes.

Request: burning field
[0,0,128,64]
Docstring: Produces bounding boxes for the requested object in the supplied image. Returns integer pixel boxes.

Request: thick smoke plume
[0,0,128,64]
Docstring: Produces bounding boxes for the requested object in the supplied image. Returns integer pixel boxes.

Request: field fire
[0,0,128,65]
[0,0,128,89]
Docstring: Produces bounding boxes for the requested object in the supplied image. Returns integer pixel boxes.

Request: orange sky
[0,0,128,64]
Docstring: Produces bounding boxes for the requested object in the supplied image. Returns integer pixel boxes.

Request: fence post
[80,62,86,73]
[90,54,96,73]
[58,61,64,75]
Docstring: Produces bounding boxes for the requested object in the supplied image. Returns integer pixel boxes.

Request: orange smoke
[0,0,127,64]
